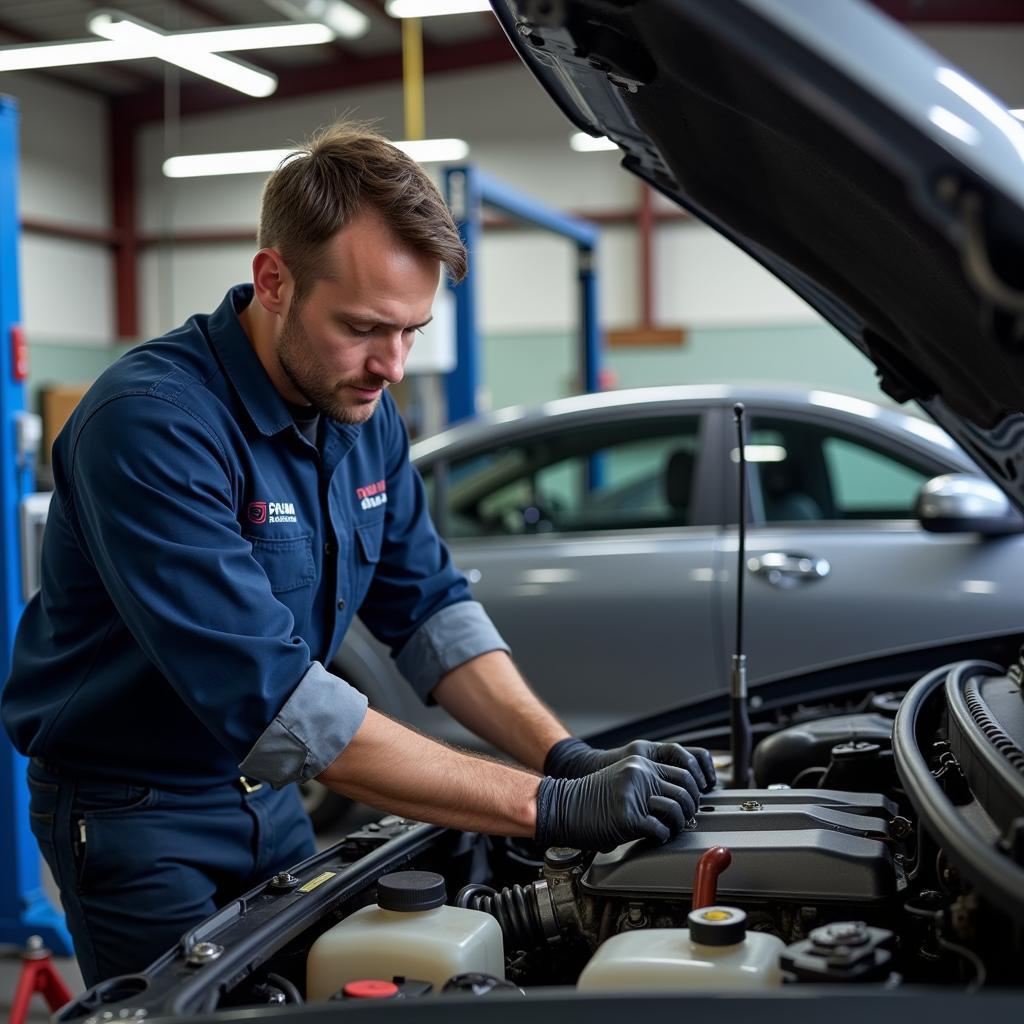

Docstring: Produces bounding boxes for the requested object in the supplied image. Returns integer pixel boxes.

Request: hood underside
[492,0,1024,506]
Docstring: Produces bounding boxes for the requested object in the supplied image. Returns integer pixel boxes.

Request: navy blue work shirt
[1,285,508,789]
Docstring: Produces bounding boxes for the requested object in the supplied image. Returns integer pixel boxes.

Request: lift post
[0,96,71,953]
[443,165,601,424]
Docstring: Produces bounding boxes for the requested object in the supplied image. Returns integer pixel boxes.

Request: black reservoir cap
[376,871,447,912]
[687,905,747,946]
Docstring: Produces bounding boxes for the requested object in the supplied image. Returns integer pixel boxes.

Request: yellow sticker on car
[298,871,336,893]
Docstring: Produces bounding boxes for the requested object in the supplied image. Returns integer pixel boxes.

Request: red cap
[342,980,399,999]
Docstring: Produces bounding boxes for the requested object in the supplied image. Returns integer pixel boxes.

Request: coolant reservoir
[577,906,784,991]
[306,871,504,999]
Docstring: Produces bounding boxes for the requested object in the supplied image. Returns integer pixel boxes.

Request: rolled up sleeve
[239,662,368,786]
[395,600,510,702]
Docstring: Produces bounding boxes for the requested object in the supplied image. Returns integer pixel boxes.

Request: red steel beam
[110,107,138,339]
[638,183,654,326]
[129,206,687,248]
[21,218,121,245]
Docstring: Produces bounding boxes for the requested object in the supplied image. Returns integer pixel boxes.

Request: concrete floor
[0,803,380,1021]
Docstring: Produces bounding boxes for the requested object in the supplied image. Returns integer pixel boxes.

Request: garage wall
[0,72,115,411]
[134,59,819,339]
[6,73,113,346]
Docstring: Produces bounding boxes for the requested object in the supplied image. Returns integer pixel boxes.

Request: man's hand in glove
[535,755,701,852]
[545,736,716,792]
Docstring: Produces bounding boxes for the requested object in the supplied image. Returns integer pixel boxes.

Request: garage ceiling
[0,0,1022,117]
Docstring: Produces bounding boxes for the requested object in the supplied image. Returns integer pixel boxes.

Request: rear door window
[428,416,704,538]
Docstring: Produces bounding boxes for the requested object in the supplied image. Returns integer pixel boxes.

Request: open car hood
[491,0,1024,507]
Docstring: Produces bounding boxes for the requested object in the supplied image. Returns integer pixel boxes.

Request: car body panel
[453,528,725,734]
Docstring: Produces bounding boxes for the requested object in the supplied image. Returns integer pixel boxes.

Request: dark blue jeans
[27,759,316,987]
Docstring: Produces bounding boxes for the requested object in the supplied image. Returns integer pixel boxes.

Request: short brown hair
[258,121,467,299]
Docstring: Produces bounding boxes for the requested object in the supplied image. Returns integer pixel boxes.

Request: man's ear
[251,248,292,316]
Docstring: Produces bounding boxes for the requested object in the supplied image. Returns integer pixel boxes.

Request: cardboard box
[41,383,91,461]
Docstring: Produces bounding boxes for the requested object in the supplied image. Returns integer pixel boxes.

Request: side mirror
[915,473,1024,535]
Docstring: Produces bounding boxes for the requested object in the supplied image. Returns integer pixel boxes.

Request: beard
[276,304,387,425]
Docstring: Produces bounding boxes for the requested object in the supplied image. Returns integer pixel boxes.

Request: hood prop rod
[730,403,752,788]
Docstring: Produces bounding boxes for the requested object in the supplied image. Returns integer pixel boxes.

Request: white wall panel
[20,236,114,343]
[5,72,109,229]
[139,243,254,342]
[655,223,818,327]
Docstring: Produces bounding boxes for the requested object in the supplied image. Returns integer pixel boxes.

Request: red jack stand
[8,935,73,1024]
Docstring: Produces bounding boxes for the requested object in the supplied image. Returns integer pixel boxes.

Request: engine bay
[57,654,1024,1017]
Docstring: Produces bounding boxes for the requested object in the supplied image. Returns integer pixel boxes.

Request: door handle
[747,551,830,588]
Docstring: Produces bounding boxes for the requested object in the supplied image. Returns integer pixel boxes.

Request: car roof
[410,385,961,464]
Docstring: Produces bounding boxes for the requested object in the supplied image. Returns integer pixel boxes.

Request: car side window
[436,416,703,538]
[748,416,933,522]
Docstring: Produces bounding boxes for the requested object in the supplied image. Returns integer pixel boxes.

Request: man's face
[276,209,441,425]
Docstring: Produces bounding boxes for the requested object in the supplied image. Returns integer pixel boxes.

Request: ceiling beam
[112,33,518,127]
[871,0,1024,22]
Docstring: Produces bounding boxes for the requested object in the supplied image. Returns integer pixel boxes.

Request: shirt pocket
[352,518,384,605]
[246,533,316,593]
[355,519,383,566]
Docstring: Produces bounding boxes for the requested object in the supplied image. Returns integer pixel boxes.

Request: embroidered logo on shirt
[248,500,298,524]
[356,479,387,512]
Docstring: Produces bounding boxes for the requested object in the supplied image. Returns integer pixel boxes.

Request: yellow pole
[402,17,425,141]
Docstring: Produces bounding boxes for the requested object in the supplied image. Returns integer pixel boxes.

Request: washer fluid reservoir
[306,871,504,999]
[577,906,783,991]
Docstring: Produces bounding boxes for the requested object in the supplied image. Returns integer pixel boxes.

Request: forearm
[430,651,569,772]
[315,707,540,836]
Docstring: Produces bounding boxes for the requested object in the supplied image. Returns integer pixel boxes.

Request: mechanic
[1,122,714,986]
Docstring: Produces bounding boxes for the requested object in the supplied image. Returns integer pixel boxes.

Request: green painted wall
[481,322,884,412]
[26,341,128,413]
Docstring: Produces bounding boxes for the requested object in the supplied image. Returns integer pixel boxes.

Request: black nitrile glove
[545,736,716,792]
[535,755,700,852]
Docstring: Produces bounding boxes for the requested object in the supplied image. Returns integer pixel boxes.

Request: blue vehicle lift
[443,165,601,424]
[0,96,71,953]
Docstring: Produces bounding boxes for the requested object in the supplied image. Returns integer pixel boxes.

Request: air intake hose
[456,882,559,951]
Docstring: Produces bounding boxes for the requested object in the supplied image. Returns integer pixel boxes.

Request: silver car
[305,384,1023,827]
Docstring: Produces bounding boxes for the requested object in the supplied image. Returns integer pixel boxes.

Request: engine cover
[580,789,900,906]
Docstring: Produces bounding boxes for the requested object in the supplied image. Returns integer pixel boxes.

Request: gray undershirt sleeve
[396,599,511,703]
[239,662,368,788]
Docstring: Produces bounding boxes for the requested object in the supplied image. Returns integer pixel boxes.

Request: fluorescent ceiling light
[89,11,280,97]
[0,15,332,81]
[86,10,334,51]
[163,149,295,177]
[570,132,618,152]
[393,138,469,161]
[163,138,469,178]
[386,0,492,17]
[265,0,370,40]
[139,23,336,51]
[0,39,137,72]
[1013,108,1024,121]
[0,9,334,90]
